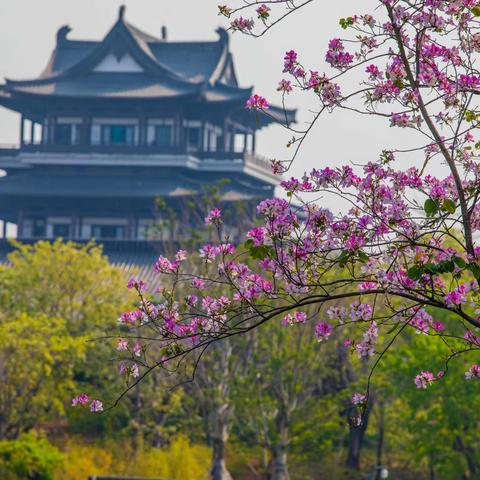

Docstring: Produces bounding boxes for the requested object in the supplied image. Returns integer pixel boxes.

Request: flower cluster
[245,94,269,110]
[72,393,103,412]
[414,371,436,389]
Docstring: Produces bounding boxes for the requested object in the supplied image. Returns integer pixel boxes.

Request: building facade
[0,6,294,251]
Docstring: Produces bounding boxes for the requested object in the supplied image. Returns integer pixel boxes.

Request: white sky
[0,0,427,208]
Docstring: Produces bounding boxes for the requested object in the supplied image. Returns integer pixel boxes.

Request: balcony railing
[0,143,275,177]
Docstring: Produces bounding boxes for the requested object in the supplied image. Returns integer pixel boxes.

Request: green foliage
[0,432,63,480]
[0,313,85,439]
[55,436,210,480]
[379,327,480,478]
[0,240,131,335]
[424,198,439,217]
[0,240,135,439]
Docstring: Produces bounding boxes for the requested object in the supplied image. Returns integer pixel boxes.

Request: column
[82,117,92,146]
[20,116,25,146]
[30,121,35,145]
[229,127,235,153]
[139,117,148,146]
[17,211,24,238]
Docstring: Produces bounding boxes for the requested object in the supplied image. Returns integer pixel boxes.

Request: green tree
[0,240,130,335]
[0,432,63,480]
[0,313,85,439]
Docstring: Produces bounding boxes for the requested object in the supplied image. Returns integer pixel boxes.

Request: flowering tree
[78,0,480,438]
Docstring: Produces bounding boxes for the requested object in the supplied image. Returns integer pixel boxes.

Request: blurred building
[0,6,294,262]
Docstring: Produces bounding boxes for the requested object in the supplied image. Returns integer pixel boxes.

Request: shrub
[0,432,63,480]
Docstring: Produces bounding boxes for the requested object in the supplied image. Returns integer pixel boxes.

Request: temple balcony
[0,143,278,185]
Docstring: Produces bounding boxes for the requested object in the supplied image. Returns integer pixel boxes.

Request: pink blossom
[465,364,480,379]
[230,17,254,32]
[256,4,270,18]
[282,311,307,326]
[116,338,128,351]
[352,392,367,405]
[191,277,206,289]
[127,277,146,291]
[72,393,89,407]
[315,322,333,341]
[277,79,292,93]
[283,50,297,73]
[246,94,269,110]
[89,399,103,412]
[414,371,435,389]
[133,342,142,357]
[205,208,222,225]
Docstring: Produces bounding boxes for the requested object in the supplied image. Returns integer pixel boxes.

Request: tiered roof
[0,6,295,126]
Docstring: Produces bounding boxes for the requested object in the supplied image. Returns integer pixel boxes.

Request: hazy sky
[0,0,422,201]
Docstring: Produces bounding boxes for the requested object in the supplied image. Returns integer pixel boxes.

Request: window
[91,123,137,146]
[147,120,174,147]
[154,125,173,146]
[101,125,135,146]
[187,126,201,148]
[91,225,125,239]
[91,125,101,145]
[52,224,70,237]
[54,123,80,145]
[32,219,46,238]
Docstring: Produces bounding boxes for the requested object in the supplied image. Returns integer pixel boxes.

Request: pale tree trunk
[374,401,385,480]
[270,410,290,480]
[210,340,234,480]
[211,417,233,480]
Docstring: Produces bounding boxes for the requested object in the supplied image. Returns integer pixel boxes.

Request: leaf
[338,250,350,267]
[244,239,254,250]
[424,199,439,217]
[472,5,480,16]
[453,256,467,269]
[440,199,456,214]
[357,250,369,263]
[468,263,480,280]
[407,265,423,280]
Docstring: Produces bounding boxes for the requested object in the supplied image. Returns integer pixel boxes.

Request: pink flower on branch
[245,94,269,111]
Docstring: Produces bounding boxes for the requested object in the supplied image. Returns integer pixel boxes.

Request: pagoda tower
[0,6,295,259]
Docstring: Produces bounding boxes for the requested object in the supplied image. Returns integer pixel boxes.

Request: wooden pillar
[177,114,185,150]
[140,117,148,146]
[30,121,35,145]
[252,130,256,154]
[243,131,247,153]
[17,211,24,238]
[47,115,56,145]
[2,221,7,238]
[82,117,91,146]
[200,121,205,152]
[229,127,235,153]
[20,115,25,146]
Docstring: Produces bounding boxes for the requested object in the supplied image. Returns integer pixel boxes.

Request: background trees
[0,239,478,479]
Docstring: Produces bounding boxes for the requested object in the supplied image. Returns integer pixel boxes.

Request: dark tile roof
[9,73,198,98]
[0,8,296,127]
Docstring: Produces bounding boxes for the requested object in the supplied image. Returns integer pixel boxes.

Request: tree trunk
[270,411,289,480]
[271,445,289,480]
[346,396,373,470]
[374,401,385,480]
[454,435,478,478]
[211,419,233,480]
